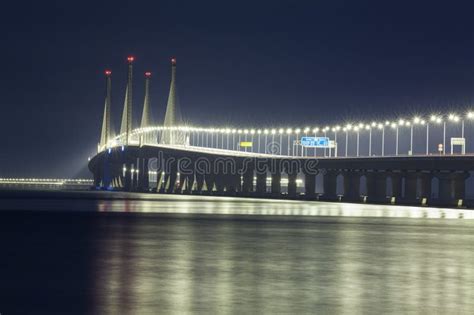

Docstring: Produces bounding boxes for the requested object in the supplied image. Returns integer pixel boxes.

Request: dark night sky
[0,0,473,178]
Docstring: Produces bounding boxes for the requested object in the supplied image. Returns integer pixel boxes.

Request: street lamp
[271,129,276,155]
[279,128,284,155]
[429,115,442,155]
[257,129,262,153]
[237,129,242,151]
[303,127,310,157]
[294,128,301,156]
[250,129,255,153]
[264,129,269,153]
[345,124,352,157]
[354,126,360,157]
[333,125,340,157]
[286,128,292,156]
[312,127,319,157]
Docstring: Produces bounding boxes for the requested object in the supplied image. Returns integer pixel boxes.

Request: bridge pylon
[120,56,134,145]
[99,70,113,150]
[140,71,152,129]
[161,57,185,145]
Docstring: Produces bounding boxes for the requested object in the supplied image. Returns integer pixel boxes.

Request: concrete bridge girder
[88,145,473,206]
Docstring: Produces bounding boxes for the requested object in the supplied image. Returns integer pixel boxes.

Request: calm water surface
[0,191,473,314]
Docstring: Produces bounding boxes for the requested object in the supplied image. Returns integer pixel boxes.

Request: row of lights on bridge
[126,111,474,136]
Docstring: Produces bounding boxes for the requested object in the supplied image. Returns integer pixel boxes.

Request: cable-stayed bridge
[89,56,474,207]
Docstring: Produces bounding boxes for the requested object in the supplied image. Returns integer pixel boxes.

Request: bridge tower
[161,57,185,145]
[120,56,134,145]
[140,72,152,129]
[99,70,113,149]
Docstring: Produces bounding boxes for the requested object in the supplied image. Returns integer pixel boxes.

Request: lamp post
[429,115,442,155]
[332,126,340,157]
[232,129,236,150]
[286,128,292,156]
[366,124,372,156]
[448,114,461,155]
[238,129,242,151]
[312,128,318,157]
[322,127,328,157]
[257,129,262,153]
[271,129,276,156]
[354,126,360,157]
[466,112,474,153]
[295,128,301,156]
[279,128,284,155]
[303,127,310,157]
[244,129,249,152]
[345,124,352,157]
[264,129,269,154]
[426,122,429,155]
[250,129,255,153]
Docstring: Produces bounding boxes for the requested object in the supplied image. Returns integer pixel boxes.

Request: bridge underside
[88,145,474,207]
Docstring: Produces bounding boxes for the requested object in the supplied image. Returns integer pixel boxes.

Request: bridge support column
[214,173,225,194]
[183,172,195,194]
[195,173,205,194]
[242,166,254,194]
[93,170,101,188]
[227,172,241,195]
[271,172,281,196]
[437,172,452,204]
[389,171,402,199]
[204,172,216,194]
[256,172,267,196]
[323,170,337,200]
[343,171,360,201]
[404,171,418,202]
[453,172,469,200]
[366,171,387,202]
[166,161,178,193]
[124,163,132,191]
[101,155,112,189]
[304,173,316,199]
[419,172,432,200]
[137,158,149,192]
[287,172,298,198]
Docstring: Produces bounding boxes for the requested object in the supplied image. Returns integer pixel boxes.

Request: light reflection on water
[1,193,474,313]
[94,194,474,220]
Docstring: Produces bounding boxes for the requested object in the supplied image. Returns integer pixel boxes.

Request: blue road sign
[301,136,329,148]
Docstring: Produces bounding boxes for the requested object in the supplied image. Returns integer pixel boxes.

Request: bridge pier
[183,172,195,194]
[285,163,299,198]
[242,165,254,194]
[166,160,178,193]
[404,171,418,202]
[256,171,267,196]
[287,172,298,198]
[323,170,338,200]
[371,171,388,202]
[436,171,469,204]
[195,173,205,194]
[437,172,452,204]
[304,172,316,199]
[343,171,360,201]
[453,172,469,200]
[137,158,149,192]
[389,171,402,199]
[419,172,432,201]
[271,172,281,196]
[124,163,132,191]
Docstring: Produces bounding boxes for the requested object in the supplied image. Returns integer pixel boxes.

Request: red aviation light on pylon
[145,71,152,77]
[105,70,112,76]
[127,56,135,63]
[171,57,176,65]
